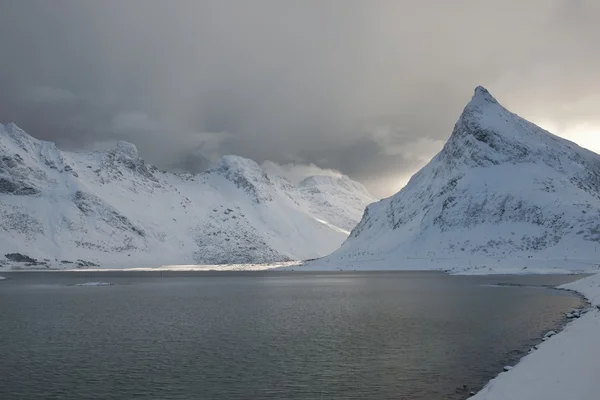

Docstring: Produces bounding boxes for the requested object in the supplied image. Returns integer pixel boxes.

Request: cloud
[0,0,599,197]
[110,112,161,134]
[23,86,80,103]
[261,161,343,185]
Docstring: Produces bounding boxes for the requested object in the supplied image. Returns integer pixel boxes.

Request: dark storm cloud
[1,0,599,197]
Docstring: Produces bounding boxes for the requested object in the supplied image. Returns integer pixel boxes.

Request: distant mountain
[0,123,374,269]
[298,175,374,232]
[311,87,600,273]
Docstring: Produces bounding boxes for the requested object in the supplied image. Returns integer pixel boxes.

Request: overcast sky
[1,0,599,197]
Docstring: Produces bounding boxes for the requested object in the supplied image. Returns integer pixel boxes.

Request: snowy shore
[471,272,600,400]
[292,256,600,275]
[0,261,302,272]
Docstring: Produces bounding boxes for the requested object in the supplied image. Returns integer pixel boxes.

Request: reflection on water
[0,271,584,400]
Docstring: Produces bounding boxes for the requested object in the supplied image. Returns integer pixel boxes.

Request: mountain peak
[461,86,502,120]
[444,85,530,158]
[316,87,600,273]
[435,85,589,172]
[217,155,262,172]
[0,122,40,152]
[1,122,31,137]
[211,155,274,202]
[114,141,139,159]
[472,86,497,103]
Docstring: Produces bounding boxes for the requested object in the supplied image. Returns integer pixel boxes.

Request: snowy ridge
[310,86,600,273]
[0,124,374,269]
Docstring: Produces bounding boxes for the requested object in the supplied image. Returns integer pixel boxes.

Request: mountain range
[0,123,374,269]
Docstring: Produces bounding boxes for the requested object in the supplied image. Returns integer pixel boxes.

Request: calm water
[0,271,585,400]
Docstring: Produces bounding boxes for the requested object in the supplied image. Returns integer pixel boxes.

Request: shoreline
[467,281,591,398]
[470,272,600,399]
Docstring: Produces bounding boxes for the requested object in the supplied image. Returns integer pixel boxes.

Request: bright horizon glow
[562,129,600,154]
[536,120,600,154]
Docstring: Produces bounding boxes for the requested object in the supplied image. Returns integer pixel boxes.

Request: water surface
[0,271,585,399]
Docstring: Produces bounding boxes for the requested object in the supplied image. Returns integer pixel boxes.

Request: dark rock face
[0,152,41,195]
[76,259,99,268]
[5,253,37,263]
[74,190,146,237]
[0,178,40,195]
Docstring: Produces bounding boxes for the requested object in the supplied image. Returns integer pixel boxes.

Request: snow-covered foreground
[471,272,600,400]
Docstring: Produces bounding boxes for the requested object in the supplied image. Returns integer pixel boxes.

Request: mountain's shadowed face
[1,0,599,197]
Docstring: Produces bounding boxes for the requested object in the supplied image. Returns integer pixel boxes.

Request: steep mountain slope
[313,87,600,273]
[296,175,375,232]
[0,123,372,269]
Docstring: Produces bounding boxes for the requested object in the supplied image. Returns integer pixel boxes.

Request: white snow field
[471,273,600,400]
[0,123,374,270]
[307,86,600,274]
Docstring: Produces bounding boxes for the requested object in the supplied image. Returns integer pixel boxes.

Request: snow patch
[75,281,112,286]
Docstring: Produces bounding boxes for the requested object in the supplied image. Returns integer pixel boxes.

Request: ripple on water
[0,271,585,400]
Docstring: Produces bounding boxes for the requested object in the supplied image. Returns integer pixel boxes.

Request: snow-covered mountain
[312,86,600,273]
[0,123,374,269]
[296,175,374,232]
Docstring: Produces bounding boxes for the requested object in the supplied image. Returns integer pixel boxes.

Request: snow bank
[471,273,600,400]
[66,261,302,272]
[75,281,112,286]
[295,256,600,274]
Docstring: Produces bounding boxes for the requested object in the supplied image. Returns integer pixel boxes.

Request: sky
[0,0,599,198]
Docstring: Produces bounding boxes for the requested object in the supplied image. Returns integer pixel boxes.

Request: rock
[76,259,99,268]
[5,253,37,263]
[544,330,557,338]
[470,391,476,396]
[503,366,513,372]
